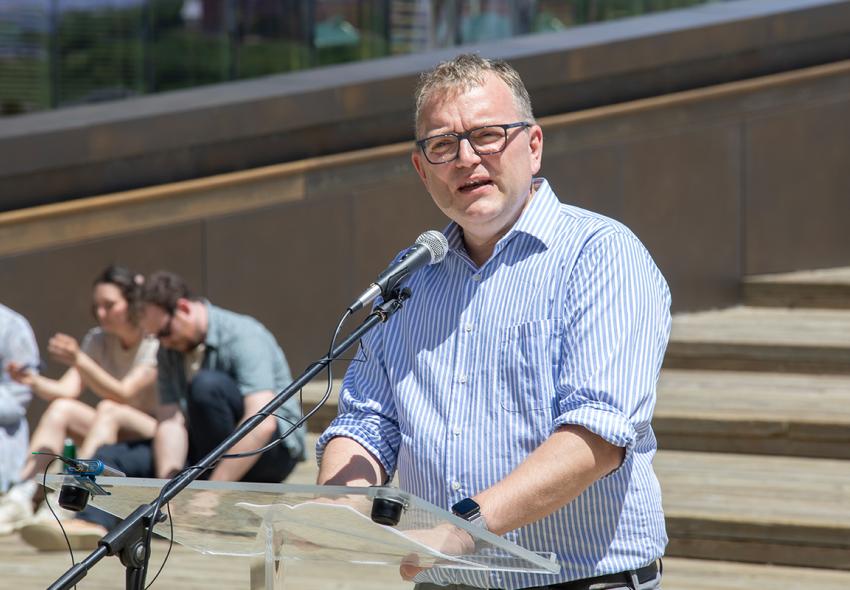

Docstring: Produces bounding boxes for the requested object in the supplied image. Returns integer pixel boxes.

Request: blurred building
[0,0,719,116]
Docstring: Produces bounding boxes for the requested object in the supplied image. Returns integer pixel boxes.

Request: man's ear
[411,150,428,186]
[528,124,543,175]
[175,298,192,315]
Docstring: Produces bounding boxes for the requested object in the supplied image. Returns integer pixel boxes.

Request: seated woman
[0,265,158,534]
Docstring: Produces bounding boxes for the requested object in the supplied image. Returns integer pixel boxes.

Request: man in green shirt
[141,271,303,482]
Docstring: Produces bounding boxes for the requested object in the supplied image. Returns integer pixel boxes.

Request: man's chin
[164,340,190,353]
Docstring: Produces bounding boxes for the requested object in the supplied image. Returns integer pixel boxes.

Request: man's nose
[454,138,481,166]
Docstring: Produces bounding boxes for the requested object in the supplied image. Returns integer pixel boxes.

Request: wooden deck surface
[6,534,850,589]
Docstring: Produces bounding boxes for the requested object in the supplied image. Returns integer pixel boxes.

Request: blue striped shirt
[318,178,671,588]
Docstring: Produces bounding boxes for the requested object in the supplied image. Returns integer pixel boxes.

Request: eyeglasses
[416,122,531,165]
[155,314,174,339]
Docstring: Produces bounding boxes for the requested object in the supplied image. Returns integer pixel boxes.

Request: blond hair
[414,53,535,136]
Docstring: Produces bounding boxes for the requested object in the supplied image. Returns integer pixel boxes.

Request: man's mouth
[458,178,493,193]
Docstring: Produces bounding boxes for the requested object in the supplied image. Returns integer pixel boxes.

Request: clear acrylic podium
[47,476,559,589]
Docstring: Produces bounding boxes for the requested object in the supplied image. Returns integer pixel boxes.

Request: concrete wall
[2,0,850,211]
[2,60,849,430]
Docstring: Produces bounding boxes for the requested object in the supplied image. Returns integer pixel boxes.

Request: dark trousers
[79,370,299,527]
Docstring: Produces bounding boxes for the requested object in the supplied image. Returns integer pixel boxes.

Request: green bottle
[62,437,76,473]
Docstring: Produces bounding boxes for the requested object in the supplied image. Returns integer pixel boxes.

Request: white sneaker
[31,493,75,524]
[0,488,34,535]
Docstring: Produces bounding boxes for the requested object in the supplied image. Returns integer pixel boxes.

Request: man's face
[411,73,543,244]
[142,301,200,353]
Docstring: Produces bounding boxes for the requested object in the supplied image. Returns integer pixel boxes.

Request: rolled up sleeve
[316,325,401,477]
[553,231,671,470]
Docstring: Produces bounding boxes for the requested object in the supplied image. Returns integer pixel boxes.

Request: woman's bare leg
[21,399,96,481]
[78,399,157,459]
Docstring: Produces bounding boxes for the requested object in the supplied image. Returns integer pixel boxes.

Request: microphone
[66,459,126,478]
[348,230,449,313]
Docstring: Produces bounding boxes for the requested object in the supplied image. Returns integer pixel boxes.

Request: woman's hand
[5,361,36,386]
[48,333,81,366]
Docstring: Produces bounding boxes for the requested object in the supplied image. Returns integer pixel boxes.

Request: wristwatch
[451,497,489,530]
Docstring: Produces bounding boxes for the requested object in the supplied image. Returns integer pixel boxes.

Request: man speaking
[317,53,670,590]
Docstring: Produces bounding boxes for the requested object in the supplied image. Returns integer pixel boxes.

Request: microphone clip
[371,287,412,323]
[33,452,116,511]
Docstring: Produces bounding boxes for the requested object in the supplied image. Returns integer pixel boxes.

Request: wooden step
[744,267,850,309]
[304,372,850,459]
[658,450,850,570]
[665,307,850,373]
[662,557,850,589]
[654,369,850,458]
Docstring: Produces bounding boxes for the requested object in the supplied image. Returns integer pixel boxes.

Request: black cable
[39,457,77,590]
[142,499,174,589]
[144,501,173,589]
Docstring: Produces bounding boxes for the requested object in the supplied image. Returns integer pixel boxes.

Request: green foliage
[148,30,229,91]
[236,38,311,79]
[0,58,50,114]
[54,6,146,105]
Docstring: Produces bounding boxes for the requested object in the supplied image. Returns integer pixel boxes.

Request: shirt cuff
[552,398,638,478]
[316,416,398,478]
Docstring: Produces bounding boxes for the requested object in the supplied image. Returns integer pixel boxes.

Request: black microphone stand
[47,290,411,590]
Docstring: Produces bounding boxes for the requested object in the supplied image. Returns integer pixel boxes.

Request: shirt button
[452,426,461,436]
[451,481,461,491]
[458,374,467,384]
[472,274,482,282]
[464,323,473,332]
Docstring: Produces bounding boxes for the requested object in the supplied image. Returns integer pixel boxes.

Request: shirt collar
[503,177,559,250]
[201,300,220,349]
[443,177,559,256]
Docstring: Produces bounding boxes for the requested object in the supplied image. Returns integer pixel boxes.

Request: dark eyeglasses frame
[416,121,531,165]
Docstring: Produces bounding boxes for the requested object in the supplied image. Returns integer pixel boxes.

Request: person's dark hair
[141,271,195,313]
[92,264,145,324]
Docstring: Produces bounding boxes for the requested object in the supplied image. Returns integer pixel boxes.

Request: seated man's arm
[208,390,278,482]
[154,402,188,479]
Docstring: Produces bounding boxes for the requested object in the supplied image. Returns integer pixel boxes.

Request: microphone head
[415,230,449,265]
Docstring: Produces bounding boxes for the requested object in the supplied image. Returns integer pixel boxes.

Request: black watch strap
[451,497,489,530]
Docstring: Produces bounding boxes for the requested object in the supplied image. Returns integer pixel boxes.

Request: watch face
[452,497,480,518]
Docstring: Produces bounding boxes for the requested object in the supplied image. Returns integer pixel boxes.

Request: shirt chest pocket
[498,319,561,413]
